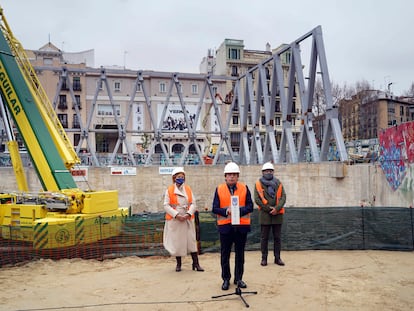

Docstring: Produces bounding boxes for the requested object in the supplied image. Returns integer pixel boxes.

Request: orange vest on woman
[255,180,285,214]
[216,182,251,226]
[165,184,194,220]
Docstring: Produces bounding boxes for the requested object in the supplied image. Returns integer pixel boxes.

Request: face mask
[175,177,185,185]
[263,173,273,180]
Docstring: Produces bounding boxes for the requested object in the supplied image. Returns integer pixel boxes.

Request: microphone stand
[212,285,258,308]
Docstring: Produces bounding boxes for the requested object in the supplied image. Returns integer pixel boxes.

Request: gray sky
[2,0,413,95]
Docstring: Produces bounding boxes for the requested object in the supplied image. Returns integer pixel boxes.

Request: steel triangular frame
[33,26,347,167]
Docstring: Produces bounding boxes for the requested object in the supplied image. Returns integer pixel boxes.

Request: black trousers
[220,228,247,282]
[260,224,282,259]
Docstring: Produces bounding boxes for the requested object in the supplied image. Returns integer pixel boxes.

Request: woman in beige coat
[163,167,204,272]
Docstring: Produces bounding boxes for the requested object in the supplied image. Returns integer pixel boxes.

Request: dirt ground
[0,250,413,311]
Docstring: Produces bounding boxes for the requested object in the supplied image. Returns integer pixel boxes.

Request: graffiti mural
[379,122,414,191]
[399,164,414,203]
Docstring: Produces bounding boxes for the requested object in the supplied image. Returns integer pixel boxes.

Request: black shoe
[192,263,204,272]
[275,258,285,266]
[235,280,247,288]
[260,259,267,266]
[222,280,230,291]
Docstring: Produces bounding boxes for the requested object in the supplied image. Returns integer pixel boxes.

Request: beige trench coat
[163,183,198,257]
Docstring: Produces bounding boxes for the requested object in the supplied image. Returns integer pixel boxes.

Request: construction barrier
[1,207,413,266]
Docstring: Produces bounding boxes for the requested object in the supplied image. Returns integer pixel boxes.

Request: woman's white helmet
[171,167,185,176]
[262,162,274,171]
[224,162,240,174]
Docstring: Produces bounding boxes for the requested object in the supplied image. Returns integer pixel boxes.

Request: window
[232,115,239,125]
[73,77,81,91]
[275,100,281,112]
[58,95,67,109]
[230,132,241,151]
[97,80,103,90]
[228,48,240,60]
[73,114,80,128]
[292,101,296,113]
[275,117,281,126]
[136,83,142,92]
[97,104,121,116]
[177,83,183,94]
[114,81,121,92]
[43,58,53,65]
[159,82,166,93]
[58,114,68,128]
[96,134,109,152]
[61,78,69,90]
[74,134,80,147]
[73,95,81,109]
[233,99,239,111]
[231,66,238,77]
[191,84,198,94]
[282,51,291,65]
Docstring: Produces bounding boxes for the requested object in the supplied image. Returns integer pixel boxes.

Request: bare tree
[402,82,414,97]
[312,79,348,115]
[354,79,372,93]
[313,79,325,116]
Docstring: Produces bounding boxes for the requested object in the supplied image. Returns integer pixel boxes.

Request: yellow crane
[0,7,128,249]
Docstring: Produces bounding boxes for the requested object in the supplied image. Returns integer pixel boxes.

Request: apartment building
[201,39,301,153]
[17,42,228,165]
[26,42,89,152]
[339,90,414,141]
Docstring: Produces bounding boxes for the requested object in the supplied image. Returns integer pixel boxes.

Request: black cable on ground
[12,297,240,311]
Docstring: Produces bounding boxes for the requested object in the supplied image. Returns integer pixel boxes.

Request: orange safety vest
[216,182,251,226]
[255,180,285,214]
[165,184,194,220]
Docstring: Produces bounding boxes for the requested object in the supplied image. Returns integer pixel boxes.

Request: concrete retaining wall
[1,162,411,213]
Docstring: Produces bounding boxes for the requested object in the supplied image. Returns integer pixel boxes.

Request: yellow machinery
[0,7,128,249]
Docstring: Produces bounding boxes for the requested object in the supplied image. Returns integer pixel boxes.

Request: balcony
[57,103,68,110]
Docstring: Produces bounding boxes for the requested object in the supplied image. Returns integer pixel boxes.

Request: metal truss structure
[232,25,348,164]
[47,25,347,166]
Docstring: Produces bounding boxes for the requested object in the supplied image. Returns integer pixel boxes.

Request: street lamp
[387,82,393,94]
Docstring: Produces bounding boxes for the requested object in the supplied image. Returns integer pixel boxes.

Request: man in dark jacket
[212,162,254,291]
[254,162,286,266]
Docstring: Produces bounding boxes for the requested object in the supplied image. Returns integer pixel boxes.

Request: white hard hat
[224,162,240,174]
[171,167,185,176]
[262,162,274,171]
